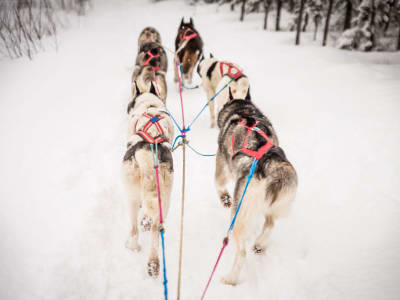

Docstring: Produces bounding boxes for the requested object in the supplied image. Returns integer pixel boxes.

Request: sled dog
[138,26,162,51]
[122,82,174,277]
[197,55,250,128]
[215,88,297,285]
[131,65,167,103]
[174,17,203,85]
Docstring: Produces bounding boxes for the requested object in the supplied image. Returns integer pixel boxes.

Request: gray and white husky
[131,65,167,103]
[215,88,297,285]
[122,82,174,277]
[197,55,250,128]
[138,26,162,51]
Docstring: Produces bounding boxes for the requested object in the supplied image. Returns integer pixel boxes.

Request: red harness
[143,50,160,71]
[232,119,275,161]
[219,62,243,80]
[136,113,165,144]
[179,28,198,42]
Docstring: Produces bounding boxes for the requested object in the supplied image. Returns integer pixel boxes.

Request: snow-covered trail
[1,1,400,299]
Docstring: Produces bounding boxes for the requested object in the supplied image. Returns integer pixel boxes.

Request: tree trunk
[313,20,319,40]
[264,0,270,30]
[231,2,235,11]
[397,25,400,50]
[276,0,282,31]
[296,0,306,45]
[370,0,376,49]
[322,0,334,46]
[302,12,309,31]
[288,0,295,12]
[343,0,353,31]
[240,0,246,21]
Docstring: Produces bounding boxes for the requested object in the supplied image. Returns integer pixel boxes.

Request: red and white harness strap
[143,50,160,71]
[136,113,165,144]
[179,28,198,41]
[219,61,243,80]
[232,119,275,161]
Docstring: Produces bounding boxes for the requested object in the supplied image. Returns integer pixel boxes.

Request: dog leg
[253,215,274,254]
[221,224,246,286]
[147,222,160,277]
[215,151,232,208]
[174,57,179,83]
[124,166,142,252]
[207,89,217,128]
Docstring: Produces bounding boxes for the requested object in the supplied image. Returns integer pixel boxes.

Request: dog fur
[174,17,203,84]
[131,65,167,103]
[197,55,250,128]
[122,83,174,277]
[138,26,162,51]
[214,89,297,285]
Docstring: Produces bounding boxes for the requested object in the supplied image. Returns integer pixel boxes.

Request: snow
[1,1,400,299]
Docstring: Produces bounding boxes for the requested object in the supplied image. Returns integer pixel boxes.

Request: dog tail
[265,161,297,218]
[136,143,173,220]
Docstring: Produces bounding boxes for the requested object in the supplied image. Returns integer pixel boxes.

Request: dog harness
[179,28,198,41]
[136,113,165,144]
[232,119,275,160]
[219,62,243,80]
[143,50,160,71]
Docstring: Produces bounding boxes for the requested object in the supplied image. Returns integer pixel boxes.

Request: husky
[197,55,250,128]
[215,88,297,285]
[134,41,168,77]
[131,65,167,103]
[174,17,203,85]
[122,82,174,277]
[138,26,162,51]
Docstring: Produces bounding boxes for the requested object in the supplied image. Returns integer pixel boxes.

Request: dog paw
[252,244,265,255]
[220,193,232,208]
[147,258,160,278]
[221,274,238,286]
[140,215,152,232]
[125,237,141,252]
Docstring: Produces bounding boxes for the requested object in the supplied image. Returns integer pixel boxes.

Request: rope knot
[159,224,165,232]
[223,236,229,246]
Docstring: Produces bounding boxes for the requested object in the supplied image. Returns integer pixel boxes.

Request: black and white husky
[197,55,250,128]
[122,82,174,277]
[215,88,297,285]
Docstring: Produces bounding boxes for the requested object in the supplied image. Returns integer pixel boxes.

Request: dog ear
[228,86,234,101]
[149,82,157,96]
[134,81,141,97]
[245,87,251,101]
[190,17,194,27]
[180,17,184,27]
[209,53,214,58]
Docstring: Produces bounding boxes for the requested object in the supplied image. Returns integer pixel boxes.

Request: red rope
[201,237,229,300]
[153,74,162,98]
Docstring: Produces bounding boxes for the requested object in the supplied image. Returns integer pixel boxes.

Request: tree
[276,0,283,30]
[296,0,306,44]
[323,0,334,46]
[240,0,247,21]
[264,0,273,29]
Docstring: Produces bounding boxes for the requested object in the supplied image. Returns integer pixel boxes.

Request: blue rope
[171,135,185,150]
[160,228,168,300]
[185,142,216,157]
[164,107,183,133]
[187,77,235,130]
[228,158,258,232]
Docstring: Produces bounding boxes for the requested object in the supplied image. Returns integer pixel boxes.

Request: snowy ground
[1,1,400,299]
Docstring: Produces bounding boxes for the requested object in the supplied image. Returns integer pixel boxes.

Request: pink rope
[200,237,229,300]
[153,73,162,98]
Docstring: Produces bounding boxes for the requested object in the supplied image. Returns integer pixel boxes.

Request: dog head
[228,84,251,103]
[138,27,161,47]
[178,17,195,37]
[128,81,159,114]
